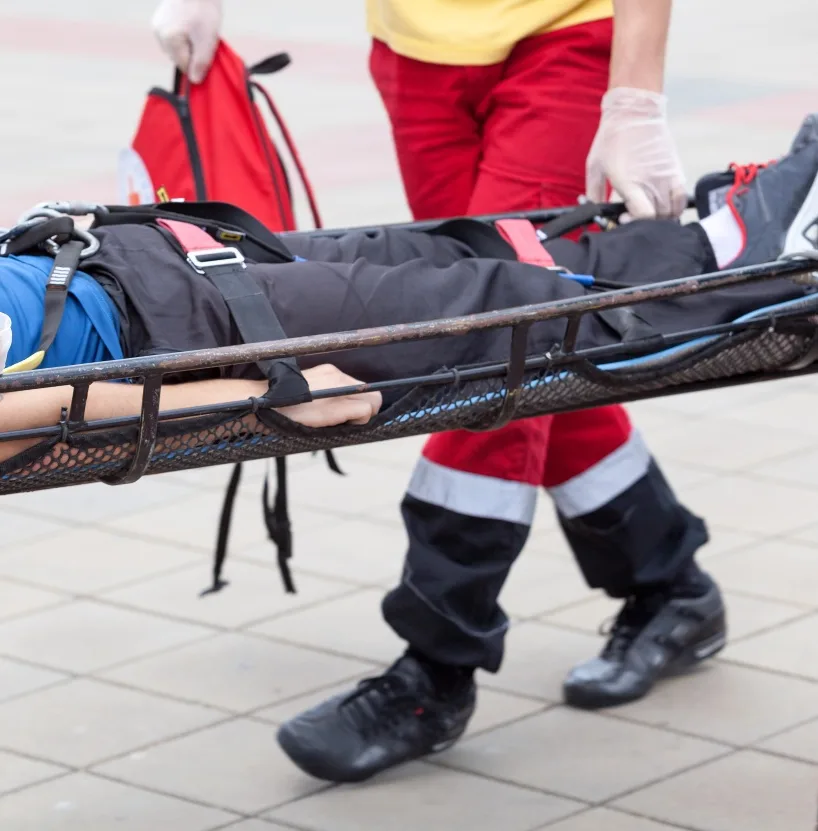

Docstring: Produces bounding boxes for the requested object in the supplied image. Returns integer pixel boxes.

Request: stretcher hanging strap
[158,217,307,596]
[156,218,310,406]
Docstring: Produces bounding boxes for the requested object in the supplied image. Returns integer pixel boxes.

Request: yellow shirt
[366,0,614,66]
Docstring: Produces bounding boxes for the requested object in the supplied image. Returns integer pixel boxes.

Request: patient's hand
[277,364,382,428]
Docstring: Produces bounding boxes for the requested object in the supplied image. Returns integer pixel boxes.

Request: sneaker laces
[337,666,427,739]
[598,593,668,661]
[725,160,776,253]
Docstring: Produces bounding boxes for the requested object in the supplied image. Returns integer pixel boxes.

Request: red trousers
[370,20,644,519]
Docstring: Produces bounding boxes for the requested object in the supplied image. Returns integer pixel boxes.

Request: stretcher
[1,205,818,497]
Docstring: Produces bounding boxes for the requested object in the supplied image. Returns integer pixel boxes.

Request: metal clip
[187,247,246,273]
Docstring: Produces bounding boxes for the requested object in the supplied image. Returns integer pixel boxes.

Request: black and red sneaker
[694,114,818,266]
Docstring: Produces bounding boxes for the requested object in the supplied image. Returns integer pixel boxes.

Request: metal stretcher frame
[0,208,817,496]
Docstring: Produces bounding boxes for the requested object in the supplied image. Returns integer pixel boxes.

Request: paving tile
[0,478,191,525]
[0,601,211,674]
[0,678,225,767]
[645,417,811,472]
[789,521,818,548]
[94,719,323,815]
[0,530,201,595]
[625,400,704,436]
[638,383,779,418]
[723,613,818,680]
[613,661,818,745]
[241,518,406,587]
[695,526,766,561]
[0,507,72,547]
[278,454,413,514]
[0,750,66,797]
[440,707,728,803]
[0,657,67,703]
[748,445,818,490]
[481,620,604,702]
[100,487,346,554]
[614,750,818,831]
[340,434,428,471]
[249,587,406,663]
[543,807,683,831]
[0,772,236,831]
[729,391,818,438]
[758,716,818,763]
[0,580,66,621]
[267,761,581,830]
[681,475,818,537]
[100,632,372,712]
[706,539,818,608]
[102,561,354,630]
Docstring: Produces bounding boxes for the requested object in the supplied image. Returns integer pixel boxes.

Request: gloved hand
[586,87,687,220]
[151,0,223,84]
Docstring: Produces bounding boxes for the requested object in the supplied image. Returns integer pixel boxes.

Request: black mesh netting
[1,326,815,495]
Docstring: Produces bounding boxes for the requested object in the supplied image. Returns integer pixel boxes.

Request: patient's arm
[0,364,382,464]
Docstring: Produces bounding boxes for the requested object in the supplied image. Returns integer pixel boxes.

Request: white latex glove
[586,87,687,220]
[151,0,223,84]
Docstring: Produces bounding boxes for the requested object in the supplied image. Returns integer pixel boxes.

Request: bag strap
[250,80,323,229]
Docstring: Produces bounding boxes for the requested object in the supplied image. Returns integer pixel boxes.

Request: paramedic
[149,0,725,780]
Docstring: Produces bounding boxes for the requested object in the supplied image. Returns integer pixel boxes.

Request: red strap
[157,218,223,253]
[495,219,555,268]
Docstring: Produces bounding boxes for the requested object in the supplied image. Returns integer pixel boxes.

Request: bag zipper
[149,87,208,200]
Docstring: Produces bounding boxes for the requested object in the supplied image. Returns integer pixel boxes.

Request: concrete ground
[1,0,818,828]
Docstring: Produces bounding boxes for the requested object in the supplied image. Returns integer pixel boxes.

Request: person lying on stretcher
[1,115,818,466]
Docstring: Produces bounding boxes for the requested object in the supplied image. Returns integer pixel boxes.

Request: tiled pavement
[2,0,818,828]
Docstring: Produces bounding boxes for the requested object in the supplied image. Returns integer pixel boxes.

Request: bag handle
[248,52,291,76]
[171,51,290,97]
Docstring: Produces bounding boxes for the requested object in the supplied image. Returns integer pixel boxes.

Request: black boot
[562,568,726,710]
[277,651,476,782]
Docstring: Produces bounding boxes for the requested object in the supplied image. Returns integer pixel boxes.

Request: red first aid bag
[118,41,320,231]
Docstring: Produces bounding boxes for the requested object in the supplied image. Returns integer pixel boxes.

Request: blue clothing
[0,255,123,369]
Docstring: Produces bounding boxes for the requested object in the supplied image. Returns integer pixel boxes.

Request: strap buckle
[187,247,246,273]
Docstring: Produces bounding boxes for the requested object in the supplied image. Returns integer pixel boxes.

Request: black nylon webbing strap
[197,258,310,405]
[1,216,74,257]
[38,240,85,355]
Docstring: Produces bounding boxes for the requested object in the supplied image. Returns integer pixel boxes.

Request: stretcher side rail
[0,254,816,496]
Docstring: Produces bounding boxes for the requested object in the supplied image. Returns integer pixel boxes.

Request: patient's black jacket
[79,218,806,385]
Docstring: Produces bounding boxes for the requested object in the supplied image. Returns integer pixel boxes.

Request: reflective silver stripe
[547,430,651,519]
[406,456,538,526]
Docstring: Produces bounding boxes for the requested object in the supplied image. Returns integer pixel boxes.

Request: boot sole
[277,720,471,784]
